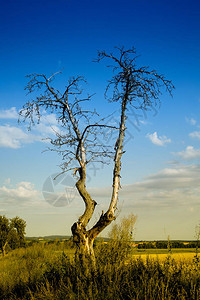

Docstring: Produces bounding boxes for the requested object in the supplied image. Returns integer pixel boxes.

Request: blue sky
[0,0,200,240]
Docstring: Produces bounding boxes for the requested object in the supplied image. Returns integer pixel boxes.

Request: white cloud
[0,125,41,149]
[186,117,197,126]
[146,131,171,146]
[175,146,200,160]
[127,164,200,209]
[1,163,199,219]
[31,113,63,138]
[0,181,40,205]
[40,113,58,125]
[0,107,18,119]
[35,122,60,136]
[0,107,62,149]
[19,110,60,136]
[189,131,200,140]
[134,164,200,190]
[87,164,200,212]
[0,179,80,208]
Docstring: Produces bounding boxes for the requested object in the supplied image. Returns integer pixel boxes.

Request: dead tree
[20,47,174,269]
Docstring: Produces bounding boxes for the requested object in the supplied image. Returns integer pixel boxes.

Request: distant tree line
[137,241,197,249]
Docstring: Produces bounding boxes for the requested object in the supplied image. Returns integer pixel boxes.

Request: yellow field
[133,252,196,262]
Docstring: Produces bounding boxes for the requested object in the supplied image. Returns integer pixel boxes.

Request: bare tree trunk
[71,166,97,271]
[2,241,8,257]
[72,221,96,272]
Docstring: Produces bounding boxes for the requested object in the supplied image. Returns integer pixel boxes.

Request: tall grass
[1,241,200,299]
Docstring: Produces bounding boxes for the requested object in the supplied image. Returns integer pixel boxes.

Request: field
[133,248,197,261]
[1,242,200,299]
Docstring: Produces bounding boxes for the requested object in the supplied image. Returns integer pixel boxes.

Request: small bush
[95,214,136,266]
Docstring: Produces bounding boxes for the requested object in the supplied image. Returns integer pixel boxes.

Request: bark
[71,165,97,271]
[2,241,8,257]
[75,167,97,227]
[71,222,96,272]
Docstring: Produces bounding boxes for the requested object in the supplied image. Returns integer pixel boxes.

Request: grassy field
[132,248,198,262]
[0,242,200,299]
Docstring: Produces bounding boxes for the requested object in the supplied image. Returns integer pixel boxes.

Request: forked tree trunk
[71,92,128,271]
[71,222,96,272]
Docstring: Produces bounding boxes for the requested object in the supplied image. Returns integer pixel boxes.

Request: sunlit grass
[0,242,200,299]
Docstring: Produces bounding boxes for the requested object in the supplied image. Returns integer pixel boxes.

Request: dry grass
[0,242,200,299]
